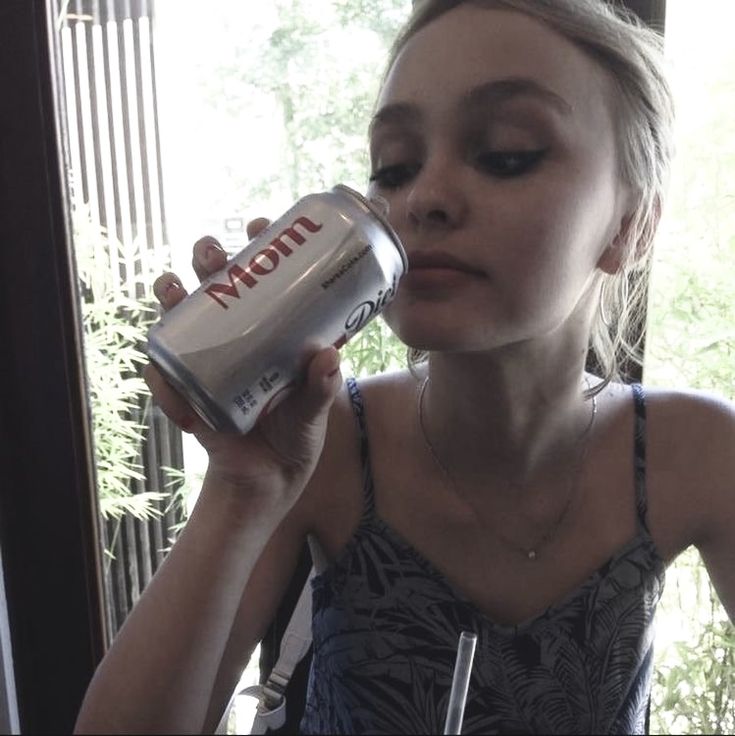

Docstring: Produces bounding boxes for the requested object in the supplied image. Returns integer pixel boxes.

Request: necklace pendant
[527,549,537,561]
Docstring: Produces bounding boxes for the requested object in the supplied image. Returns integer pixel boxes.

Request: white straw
[443,631,477,735]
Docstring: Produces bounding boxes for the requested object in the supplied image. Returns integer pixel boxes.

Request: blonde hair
[389,0,675,392]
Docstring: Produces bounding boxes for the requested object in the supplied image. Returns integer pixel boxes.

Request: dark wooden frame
[0,0,106,732]
[611,0,667,382]
[616,0,666,29]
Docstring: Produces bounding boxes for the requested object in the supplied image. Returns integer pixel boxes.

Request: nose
[406,154,467,231]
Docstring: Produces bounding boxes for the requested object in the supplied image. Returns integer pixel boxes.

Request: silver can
[146,184,407,433]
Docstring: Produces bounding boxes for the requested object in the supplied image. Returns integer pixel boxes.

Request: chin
[386,311,538,357]
[385,297,473,341]
[384,316,487,355]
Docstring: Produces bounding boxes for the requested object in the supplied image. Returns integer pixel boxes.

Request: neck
[419,341,597,489]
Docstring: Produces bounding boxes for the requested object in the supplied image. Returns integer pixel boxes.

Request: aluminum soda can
[146,184,407,433]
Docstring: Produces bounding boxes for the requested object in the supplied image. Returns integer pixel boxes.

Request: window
[644,2,735,732]
[11,0,726,731]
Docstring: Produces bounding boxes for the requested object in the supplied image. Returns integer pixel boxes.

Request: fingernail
[206,243,224,260]
[164,279,182,295]
[201,237,224,262]
[327,368,340,378]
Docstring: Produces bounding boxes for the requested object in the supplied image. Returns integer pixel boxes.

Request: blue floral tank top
[300,378,666,734]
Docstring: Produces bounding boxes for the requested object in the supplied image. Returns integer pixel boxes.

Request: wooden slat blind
[58,0,185,640]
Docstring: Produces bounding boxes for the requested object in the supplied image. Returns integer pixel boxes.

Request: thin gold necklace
[416,377,598,561]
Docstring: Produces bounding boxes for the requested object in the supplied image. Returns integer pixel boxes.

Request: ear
[634,195,662,260]
[598,195,663,275]
[597,211,635,275]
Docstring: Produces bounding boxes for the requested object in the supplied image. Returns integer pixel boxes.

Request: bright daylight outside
[56,0,732,733]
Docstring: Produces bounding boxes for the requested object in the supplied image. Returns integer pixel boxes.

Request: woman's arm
[74,347,343,734]
[74,475,305,734]
[75,226,348,733]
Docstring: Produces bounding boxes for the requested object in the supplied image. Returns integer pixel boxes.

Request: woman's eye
[368,162,420,190]
[475,149,547,178]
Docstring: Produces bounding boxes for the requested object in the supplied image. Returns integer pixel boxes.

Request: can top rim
[332,184,408,273]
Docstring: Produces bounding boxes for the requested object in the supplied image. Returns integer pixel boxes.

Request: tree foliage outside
[73,197,166,523]
[644,3,735,731]
[162,0,412,376]
[156,0,411,377]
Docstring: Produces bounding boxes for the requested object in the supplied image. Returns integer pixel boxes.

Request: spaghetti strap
[630,383,650,533]
[345,377,377,516]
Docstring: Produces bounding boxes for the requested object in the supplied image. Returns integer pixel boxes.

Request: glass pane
[152,0,411,522]
[645,1,735,733]
[55,0,184,641]
[51,2,733,732]
[49,0,411,720]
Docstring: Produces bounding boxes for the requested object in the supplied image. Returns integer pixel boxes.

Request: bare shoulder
[641,384,735,559]
[297,369,414,561]
[643,384,734,468]
[315,368,414,471]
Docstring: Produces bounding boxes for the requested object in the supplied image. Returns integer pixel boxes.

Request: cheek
[501,163,617,268]
[485,178,613,321]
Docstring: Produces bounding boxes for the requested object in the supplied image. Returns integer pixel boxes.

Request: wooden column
[0,0,106,732]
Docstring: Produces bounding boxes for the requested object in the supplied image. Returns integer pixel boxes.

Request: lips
[401,251,485,293]
[407,251,483,275]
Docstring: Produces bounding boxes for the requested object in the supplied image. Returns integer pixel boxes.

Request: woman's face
[369,4,632,354]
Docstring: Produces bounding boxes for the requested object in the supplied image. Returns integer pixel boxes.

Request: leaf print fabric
[299,379,665,735]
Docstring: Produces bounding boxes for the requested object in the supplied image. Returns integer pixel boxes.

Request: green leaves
[342,317,407,377]
[73,198,169,523]
[651,550,735,734]
[199,0,411,211]
[644,21,735,730]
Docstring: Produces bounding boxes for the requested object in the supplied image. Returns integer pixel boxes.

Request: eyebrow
[463,77,573,116]
[369,103,421,137]
[369,76,572,136]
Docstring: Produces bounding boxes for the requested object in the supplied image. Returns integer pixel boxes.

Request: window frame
[0,0,106,732]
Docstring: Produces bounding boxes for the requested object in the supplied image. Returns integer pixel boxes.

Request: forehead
[377,5,615,127]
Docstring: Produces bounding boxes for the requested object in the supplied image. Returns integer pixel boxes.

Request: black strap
[258,544,313,734]
[630,383,650,534]
[346,377,377,518]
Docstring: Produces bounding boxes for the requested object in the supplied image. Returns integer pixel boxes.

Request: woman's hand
[143,218,343,515]
[75,219,334,735]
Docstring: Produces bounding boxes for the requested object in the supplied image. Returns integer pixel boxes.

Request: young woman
[75,1,735,733]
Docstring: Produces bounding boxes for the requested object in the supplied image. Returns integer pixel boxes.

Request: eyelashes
[368,162,420,190]
[369,149,548,190]
[474,149,548,177]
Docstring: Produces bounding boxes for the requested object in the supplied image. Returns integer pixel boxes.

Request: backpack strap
[216,567,315,734]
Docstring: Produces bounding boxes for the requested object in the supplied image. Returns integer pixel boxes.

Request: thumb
[292,346,343,426]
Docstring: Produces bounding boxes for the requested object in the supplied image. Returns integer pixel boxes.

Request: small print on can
[146,184,407,434]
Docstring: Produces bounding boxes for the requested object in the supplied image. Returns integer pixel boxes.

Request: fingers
[152,273,188,310]
[190,219,271,283]
[147,218,277,436]
[247,217,271,239]
[152,234,226,309]
[292,347,343,426]
[145,348,340,440]
[191,236,227,282]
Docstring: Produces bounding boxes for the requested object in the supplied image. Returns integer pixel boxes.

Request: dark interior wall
[616,0,666,28]
[0,0,106,732]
